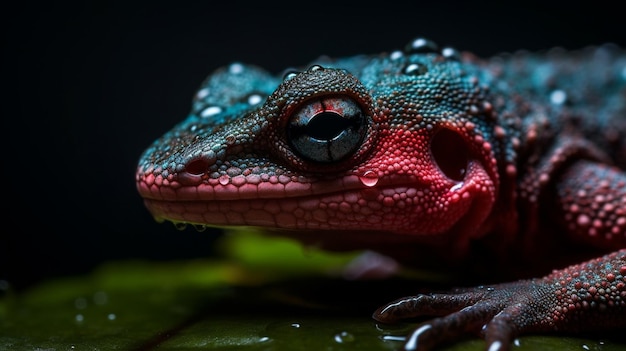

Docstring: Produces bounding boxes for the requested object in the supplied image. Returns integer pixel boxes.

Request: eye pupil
[306,112,351,140]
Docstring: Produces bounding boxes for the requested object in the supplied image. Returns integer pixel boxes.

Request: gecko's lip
[136,171,472,234]
[135,172,432,202]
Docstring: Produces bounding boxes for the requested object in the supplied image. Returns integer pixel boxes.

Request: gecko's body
[136,38,626,350]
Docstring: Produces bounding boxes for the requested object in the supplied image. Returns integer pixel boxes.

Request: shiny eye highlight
[287,96,367,163]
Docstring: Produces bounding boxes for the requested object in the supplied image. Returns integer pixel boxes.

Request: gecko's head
[136,39,504,252]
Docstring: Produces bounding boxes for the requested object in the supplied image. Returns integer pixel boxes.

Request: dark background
[3,2,625,291]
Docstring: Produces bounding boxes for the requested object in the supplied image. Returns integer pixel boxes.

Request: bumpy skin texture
[136,38,626,350]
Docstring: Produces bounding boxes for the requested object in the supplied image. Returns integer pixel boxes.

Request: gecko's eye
[431,128,469,182]
[287,95,367,163]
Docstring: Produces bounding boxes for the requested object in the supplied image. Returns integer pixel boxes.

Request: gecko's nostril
[185,158,210,175]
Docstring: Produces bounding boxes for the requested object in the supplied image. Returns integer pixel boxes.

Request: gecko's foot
[373,250,626,350]
[372,280,552,351]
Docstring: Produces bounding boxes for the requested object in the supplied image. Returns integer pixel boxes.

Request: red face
[136,56,503,253]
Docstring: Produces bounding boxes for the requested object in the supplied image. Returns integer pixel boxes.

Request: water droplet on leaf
[333,331,355,343]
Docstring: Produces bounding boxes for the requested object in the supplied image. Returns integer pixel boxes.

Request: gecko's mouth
[137,170,475,237]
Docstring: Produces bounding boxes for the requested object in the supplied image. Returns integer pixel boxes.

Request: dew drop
[283,70,299,81]
[195,87,210,100]
[404,63,428,76]
[359,170,379,187]
[229,62,244,74]
[389,50,403,60]
[107,313,116,321]
[247,94,263,105]
[200,106,223,118]
[75,314,84,323]
[405,38,438,54]
[173,222,188,231]
[550,89,567,105]
[308,65,324,72]
[441,47,460,60]
[333,331,355,343]
[218,175,230,185]
[265,320,303,336]
[193,224,207,232]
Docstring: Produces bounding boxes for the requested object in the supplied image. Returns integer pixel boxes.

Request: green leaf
[1,230,623,350]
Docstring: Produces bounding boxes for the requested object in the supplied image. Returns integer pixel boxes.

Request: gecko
[135,38,626,350]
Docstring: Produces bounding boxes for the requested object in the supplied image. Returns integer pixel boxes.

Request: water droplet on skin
[359,170,379,187]
[308,65,324,72]
[247,94,262,105]
[333,331,355,343]
[229,62,244,74]
[404,63,428,76]
[200,106,223,118]
[218,175,230,185]
[389,50,403,60]
[550,89,567,105]
[405,38,438,54]
[441,47,460,60]
[283,70,299,81]
[193,224,207,232]
[173,222,188,231]
[196,87,210,100]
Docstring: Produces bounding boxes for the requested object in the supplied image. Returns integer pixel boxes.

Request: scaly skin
[136,38,626,350]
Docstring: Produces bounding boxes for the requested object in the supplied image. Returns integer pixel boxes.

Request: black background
[3,2,625,291]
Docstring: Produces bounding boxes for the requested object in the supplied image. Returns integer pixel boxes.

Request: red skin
[136,41,626,350]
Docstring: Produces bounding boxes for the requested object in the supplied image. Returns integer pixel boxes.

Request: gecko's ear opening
[430,128,469,182]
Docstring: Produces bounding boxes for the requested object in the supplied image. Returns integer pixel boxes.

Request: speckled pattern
[136,38,626,350]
